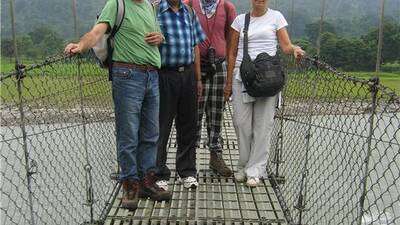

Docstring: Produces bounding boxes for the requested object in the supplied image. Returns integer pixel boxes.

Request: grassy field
[346,71,400,94]
[1,59,399,105]
[1,59,16,73]
[1,59,110,106]
[1,58,37,73]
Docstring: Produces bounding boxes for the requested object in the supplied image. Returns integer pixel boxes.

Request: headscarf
[199,0,220,18]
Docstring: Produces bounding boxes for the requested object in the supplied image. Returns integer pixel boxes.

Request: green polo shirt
[97,0,161,68]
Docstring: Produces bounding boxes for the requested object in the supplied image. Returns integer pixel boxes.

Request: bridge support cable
[69,1,96,222]
[376,0,385,73]
[9,0,37,225]
[357,78,379,225]
[289,0,294,35]
[77,57,96,224]
[272,93,286,184]
[316,0,327,57]
[293,60,320,225]
[71,0,79,40]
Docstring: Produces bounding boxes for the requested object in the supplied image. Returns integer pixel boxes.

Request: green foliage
[319,33,375,71]
[1,0,399,40]
[1,0,104,39]
[1,26,64,59]
[293,38,316,56]
[305,21,336,44]
[361,21,400,63]
[295,21,400,72]
[381,62,400,73]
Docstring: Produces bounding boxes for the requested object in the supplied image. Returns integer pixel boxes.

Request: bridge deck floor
[105,107,287,225]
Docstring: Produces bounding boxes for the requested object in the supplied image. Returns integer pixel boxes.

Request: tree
[1,36,40,59]
[293,38,316,56]
[305,21,336,44]
[17,35,39,58]
[318,32,374,71]
[362,21,400,64]
[1,39,14,58]
[319,32,339,64]
[28,26,64,56]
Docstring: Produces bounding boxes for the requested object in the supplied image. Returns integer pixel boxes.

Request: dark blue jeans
[112,66,159,181]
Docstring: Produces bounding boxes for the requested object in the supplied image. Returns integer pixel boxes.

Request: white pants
[231,76,277,178]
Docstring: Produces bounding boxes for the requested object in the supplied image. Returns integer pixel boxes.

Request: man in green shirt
[64,0,171,210]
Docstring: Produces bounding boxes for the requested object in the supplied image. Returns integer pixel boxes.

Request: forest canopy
[1,0,399,71]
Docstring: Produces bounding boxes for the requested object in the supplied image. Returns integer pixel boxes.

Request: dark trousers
[156,65,198,180]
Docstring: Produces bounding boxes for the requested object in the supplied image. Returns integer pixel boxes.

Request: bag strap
[107,0,125,81]
[243,13,250,58]
[153,2,160,15]
[110,0,125,38]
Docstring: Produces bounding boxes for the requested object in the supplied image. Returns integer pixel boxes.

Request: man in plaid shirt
[155,0,206,190]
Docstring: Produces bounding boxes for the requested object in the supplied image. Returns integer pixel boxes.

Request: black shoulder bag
[239,13,285,97]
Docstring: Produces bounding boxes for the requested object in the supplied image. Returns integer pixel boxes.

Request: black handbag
[240,13,285,97]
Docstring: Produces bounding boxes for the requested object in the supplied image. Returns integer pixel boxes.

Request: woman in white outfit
[224,0,305,187]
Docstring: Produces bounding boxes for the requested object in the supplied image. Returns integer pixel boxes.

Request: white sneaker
[178,176,198,189]
[156,180,169,191]
[235,169,246,182]
[246,177,260,188]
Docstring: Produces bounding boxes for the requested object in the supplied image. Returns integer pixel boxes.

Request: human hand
[224,81,232,102]
[293,46,305,62]
[64,43,82,55]
[145,32,164,46]
[197,80,203,102]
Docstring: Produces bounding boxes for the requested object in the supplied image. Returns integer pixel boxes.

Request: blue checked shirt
[157,0,206,67]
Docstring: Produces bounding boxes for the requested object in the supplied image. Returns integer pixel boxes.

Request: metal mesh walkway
[104,106,287,225]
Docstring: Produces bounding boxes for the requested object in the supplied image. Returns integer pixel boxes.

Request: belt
[201,62,223,72]
[113,61,157,71]
[201,58,225,65]
[160,64,193,73]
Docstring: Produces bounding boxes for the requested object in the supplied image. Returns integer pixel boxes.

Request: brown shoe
[210,151,233,177]
[121,180,139,210]
[140,171,172,202]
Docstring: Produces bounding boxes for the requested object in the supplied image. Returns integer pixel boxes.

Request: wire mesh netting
[269,56,400,225]
[1,54,118,225]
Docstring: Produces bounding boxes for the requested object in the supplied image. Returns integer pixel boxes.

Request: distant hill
[1,0,399,39]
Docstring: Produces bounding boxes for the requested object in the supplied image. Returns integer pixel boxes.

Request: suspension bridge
[1,0,400,225]
[1,53,399,225]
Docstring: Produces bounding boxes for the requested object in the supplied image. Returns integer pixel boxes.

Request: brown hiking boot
[121,180,139,210]
[210,151,233,177]
[140,171,172,202]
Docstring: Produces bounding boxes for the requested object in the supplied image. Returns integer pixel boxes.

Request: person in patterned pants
[190,0,237,177]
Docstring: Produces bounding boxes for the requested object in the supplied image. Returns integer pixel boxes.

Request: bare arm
[226,28,239,86]
[194,45,201,81]
[64,23,109,54]
[224,28,240,101]
[277,27,305,59]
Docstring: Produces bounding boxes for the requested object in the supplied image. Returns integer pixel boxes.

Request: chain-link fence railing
[269,56,400,225]
[1,53,119,225]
